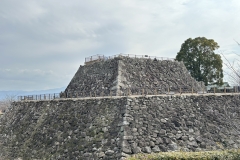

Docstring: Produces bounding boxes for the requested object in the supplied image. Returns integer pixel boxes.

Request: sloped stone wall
[1,94,239,159]
[65,58,119,97]
[119,57,203,94]
[65,56,203,98]
[0,98,126,160]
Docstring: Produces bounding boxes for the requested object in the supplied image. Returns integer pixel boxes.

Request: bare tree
[220,40,240,87]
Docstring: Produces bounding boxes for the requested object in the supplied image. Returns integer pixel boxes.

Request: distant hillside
[0,87,65,101]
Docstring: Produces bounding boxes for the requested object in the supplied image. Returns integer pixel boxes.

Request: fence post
[214,87,215,94]
[142,88,144,96]
[180,87,182,95]
[168,87,169,94]
[224,87,226,93]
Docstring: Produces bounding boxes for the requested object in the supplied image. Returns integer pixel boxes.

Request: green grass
[127,149,240,160]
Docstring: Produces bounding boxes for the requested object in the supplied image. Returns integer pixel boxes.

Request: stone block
[142,146,151,153]
[132,147,141,154]
[152,146,160,153]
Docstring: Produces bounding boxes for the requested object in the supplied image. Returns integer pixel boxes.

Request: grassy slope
[128,150,240,160]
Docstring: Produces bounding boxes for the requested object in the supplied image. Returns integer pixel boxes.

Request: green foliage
[128,149,240,160]
[176,37,223,86]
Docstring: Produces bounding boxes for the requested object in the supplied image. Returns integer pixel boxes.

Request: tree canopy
[176,37,223,86]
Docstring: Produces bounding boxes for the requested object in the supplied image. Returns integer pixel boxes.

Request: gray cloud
[0,0,240,90]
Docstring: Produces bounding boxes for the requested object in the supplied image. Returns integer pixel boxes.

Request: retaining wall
[64,56,203,98]
[0,94,240,159]
[65,58,119,97]
[0,98,126,159]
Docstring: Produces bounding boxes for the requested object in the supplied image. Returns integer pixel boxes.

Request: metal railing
[18,93,60,101]
[85,54,175,64]
[17,86,240,101]
[85,54,106,64]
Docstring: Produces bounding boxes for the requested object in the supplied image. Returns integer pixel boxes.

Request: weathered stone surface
[187,141,198,148]
[1,92,240,159]
[168,143,178,151]
[0,98,126,159]
[132,147,141,154]
[152,146,160,152]
[176,133,183,140]
[142,146,151,153]
[98,152,105,158]
[122,95,240,155]
[64,56,203,98]
[122,147,132,154]
[105,150,114,155]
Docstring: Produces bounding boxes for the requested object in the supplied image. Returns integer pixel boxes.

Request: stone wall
[65,58,119,97]
[119,57,203,94]
[0,98,126,159]
[122,94,240,155]
[65,56,203,97]
[0,94,240,159]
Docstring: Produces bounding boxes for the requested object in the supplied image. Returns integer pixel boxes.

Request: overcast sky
[0,0,240,91]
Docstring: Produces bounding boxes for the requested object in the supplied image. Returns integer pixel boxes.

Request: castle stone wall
[65,58,119,97]
[0,98,126,159]
[0,94,240,159]
[122,94,240,155]
[65,56,204,98]
[119,57,203,94]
